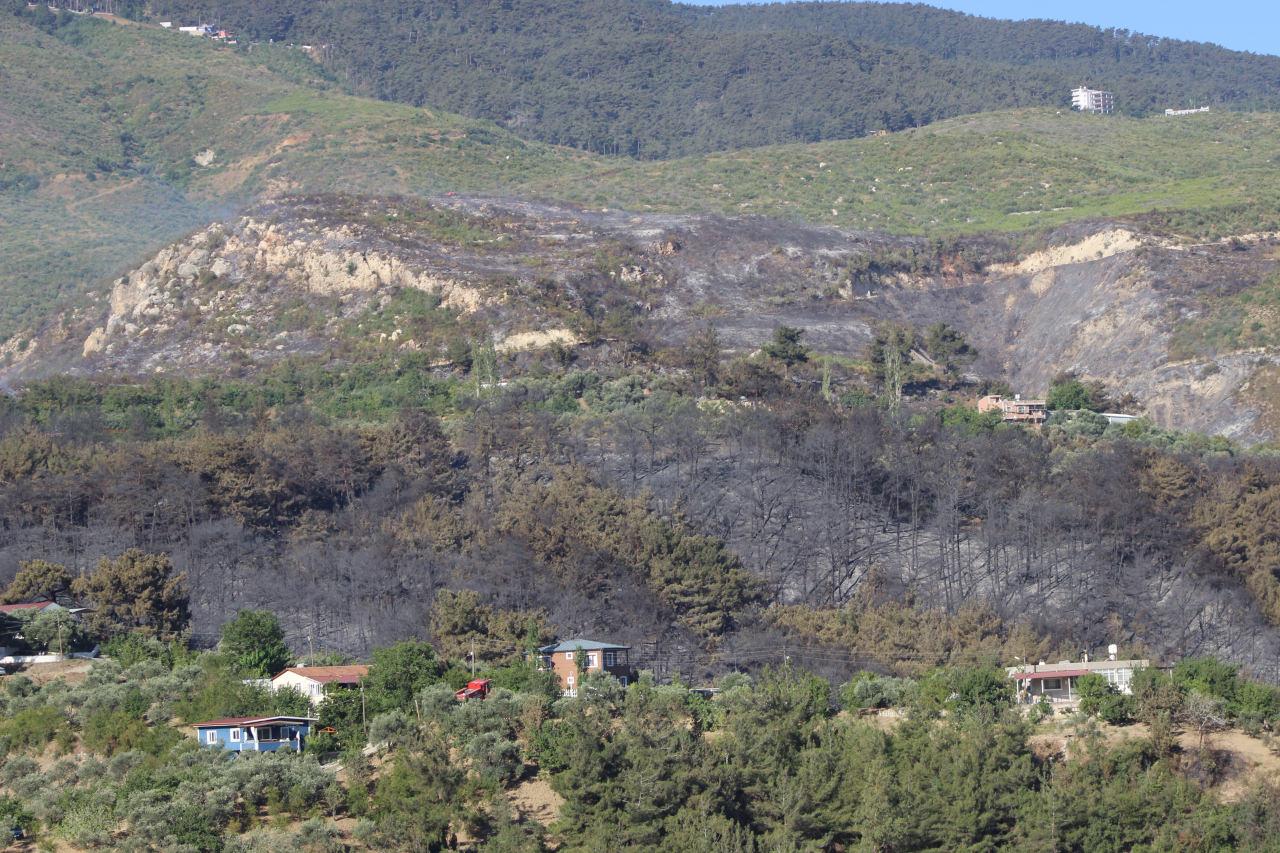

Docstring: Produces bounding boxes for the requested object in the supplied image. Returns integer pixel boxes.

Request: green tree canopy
[19,608,87,655]
[2,559,73,604]
[219,609,291,677]
[365,640,444,713]
[762,326,809,371]
[1046,372,1111,412]
[71,550,190,641]
[923,322,977,381]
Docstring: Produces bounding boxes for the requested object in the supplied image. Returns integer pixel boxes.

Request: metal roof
[538,639,630,653]
[191,715,317,728]
[0,601,58,614]
[1011,669,1091,681]
[274,665,369,684]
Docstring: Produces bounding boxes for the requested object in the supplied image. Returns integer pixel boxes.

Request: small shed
[192,715,316,752]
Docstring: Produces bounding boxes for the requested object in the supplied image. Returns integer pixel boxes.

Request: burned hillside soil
[5,192,1280,440]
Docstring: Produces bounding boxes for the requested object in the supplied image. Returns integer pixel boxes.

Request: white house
[271,665,368,705]
[1008,650,1149,704]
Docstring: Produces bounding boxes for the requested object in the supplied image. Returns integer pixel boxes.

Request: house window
[540,656,552,669]
[587,653,598,668]
[229,728,241,742]
[567,675,575,688]
[604,651,617,667]
[205,730,218,745]
[564,652,574,661]
[1042,678,1062,691]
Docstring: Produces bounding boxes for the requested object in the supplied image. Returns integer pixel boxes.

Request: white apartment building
[1071,86,1115,114]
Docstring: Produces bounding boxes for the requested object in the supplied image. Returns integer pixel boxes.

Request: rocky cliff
[5,194,1279,441]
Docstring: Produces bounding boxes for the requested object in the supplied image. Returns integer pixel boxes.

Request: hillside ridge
[141,0,1280,157]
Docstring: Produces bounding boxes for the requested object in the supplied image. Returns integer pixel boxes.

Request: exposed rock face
[4,193,1279,442]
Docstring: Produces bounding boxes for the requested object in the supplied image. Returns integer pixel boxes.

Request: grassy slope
[541,109,1280,236]
[4,13,1280,341]
[0,14,594,339]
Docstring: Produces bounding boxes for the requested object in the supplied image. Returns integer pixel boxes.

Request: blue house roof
[538,639,630,654]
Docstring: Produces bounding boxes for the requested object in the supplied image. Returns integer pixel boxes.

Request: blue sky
[682,1,1279,56]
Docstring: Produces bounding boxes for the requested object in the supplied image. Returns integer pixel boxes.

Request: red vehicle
[454,678,491,701]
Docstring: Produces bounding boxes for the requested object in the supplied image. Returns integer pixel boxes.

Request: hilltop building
[977,394,1048,426]
[1165,106,1210,116]
[1071,86,1114,114]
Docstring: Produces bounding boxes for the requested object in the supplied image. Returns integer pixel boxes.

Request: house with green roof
[537,639,632,696]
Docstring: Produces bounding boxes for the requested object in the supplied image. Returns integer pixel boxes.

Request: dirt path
[65,177,142,213]
[508,775,563,827]
[0,658,94,686]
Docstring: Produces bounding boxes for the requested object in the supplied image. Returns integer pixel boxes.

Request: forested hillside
[144,0,1280,157]
[5,265,1280,682]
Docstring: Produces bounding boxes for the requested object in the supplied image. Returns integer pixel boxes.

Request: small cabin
[192,715,316,752]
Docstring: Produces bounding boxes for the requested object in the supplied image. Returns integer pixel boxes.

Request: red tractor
[454,678,492,701]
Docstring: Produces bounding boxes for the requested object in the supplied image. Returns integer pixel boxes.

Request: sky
[682,1,1280,56]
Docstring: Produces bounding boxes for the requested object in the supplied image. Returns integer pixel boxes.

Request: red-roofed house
[1008,656,1149,704]
[271,665,369,705]
[0,601,62,616]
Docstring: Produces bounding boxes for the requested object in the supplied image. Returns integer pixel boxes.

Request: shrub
[841,672,916,710]
[1028,699,1054,723]
[1230,680,1280,729]
[0,706,67,755]
[104,632,186,668]
[1131,668,1184,724]
[948,667,1013,715]
[0,795,36,837]
[464,731,524,784]
[1172,658,1239,703]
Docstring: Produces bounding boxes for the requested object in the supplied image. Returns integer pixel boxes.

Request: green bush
[0,706,67,755]
[1028,698,1054,723]
[0,795,36,837]
[948,667,1014,715]
[1172,658,1239,703]
[841,672,916,710]
[1075,673,1138,725]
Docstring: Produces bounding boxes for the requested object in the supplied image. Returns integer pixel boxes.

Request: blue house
[192,715,317,752]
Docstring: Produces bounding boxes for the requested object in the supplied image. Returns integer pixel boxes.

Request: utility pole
[470,639,476,677]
